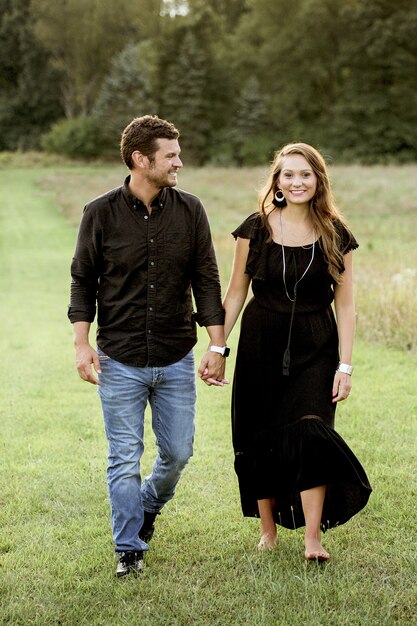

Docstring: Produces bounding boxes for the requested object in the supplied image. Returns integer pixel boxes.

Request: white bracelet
[337,362,353,375]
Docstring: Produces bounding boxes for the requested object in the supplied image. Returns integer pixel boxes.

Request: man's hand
[75,343,101,385]
[198,351,229,387]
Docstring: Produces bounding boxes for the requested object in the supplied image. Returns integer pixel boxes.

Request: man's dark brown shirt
[68,176,224,367]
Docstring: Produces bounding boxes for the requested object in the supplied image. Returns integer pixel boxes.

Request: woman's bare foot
[257,532,277,551]
[304,537,329,561]
[257,498,277,551]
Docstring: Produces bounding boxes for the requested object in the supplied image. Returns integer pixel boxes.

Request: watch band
[337,362,353,375]
[209,345,230,357]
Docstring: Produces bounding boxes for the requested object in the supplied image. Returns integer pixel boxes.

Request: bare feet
[304,537,329,561]
[257,532,277,551]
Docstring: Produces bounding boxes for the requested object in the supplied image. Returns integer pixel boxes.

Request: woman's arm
[223,237,252,340]
[332,251,355,402]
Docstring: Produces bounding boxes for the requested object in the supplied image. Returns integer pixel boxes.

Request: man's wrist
[209,345,230,357]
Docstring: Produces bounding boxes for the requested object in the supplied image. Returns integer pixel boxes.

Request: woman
[223,143,372,560]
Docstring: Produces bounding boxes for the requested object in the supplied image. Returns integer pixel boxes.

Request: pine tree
[232,76,273,165]
[160,29,211,165]
[93,42,158,154]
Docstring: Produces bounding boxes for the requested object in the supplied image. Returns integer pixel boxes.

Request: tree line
[1,0,416,164]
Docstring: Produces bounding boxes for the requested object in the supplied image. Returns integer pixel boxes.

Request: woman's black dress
[232,213,372,531]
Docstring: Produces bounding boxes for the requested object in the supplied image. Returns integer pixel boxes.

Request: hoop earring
[272,189,286,208]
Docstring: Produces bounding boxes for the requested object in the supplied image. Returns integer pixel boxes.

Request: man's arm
[68,205,101,384]
[198,324,229,387]
[190,203,224,327]
[198,237,251,386]
[190,203,227,386]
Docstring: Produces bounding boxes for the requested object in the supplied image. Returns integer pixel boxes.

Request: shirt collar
[122,175,168,210]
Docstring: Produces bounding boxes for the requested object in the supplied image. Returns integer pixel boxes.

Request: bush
[41,116,104,158]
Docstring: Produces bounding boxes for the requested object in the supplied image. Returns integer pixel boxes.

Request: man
[68,115,228,577]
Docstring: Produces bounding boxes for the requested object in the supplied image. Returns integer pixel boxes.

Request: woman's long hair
[259,143,348,283]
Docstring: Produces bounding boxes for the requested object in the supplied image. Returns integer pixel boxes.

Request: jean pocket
[97,349,111,362]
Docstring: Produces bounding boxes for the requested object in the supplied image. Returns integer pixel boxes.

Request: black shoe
[139,510,159,543]
[116,551,144,578]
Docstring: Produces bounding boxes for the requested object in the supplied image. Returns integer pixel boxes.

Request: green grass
[0,165,416,626]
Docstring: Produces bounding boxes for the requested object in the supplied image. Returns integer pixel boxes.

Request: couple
[68,115,371,578]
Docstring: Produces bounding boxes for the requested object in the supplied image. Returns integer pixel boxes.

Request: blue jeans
[97,349,196,553]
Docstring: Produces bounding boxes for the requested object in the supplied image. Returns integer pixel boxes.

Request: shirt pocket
[164,231,192,262]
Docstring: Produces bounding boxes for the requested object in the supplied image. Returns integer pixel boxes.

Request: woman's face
[278,154,317,206]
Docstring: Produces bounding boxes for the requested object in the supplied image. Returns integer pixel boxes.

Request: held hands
[198,351,229,387]
[75,343,101,385]
[332,370,352,403]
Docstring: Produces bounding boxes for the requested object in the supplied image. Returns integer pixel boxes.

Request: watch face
[223,347,230,357]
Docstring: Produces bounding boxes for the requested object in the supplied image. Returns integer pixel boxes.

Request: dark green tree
[93,42,158,155]
[330,0,417,161]
[30,0,162,117]
[0,0,63,150]
[159,30,209,164]
[158,6,233,164]
[231,76,275,165]
[231,0,417,161]
[232,0,346,148]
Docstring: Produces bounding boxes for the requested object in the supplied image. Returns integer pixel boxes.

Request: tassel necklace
[279,210,315,375]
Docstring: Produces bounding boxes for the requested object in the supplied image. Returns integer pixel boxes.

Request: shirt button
[150,238,154,243]
[144,215,149,220]
[148,329,152,334]
[150,261,155,266]
[150,284,154,289]
[149,307,153,311]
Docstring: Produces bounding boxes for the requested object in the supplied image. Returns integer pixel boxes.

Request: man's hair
[120,115,180,169]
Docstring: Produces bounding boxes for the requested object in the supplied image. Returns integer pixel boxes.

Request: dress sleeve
[231,212,261,240]
[334,220,359,255]
[231,213,268,280]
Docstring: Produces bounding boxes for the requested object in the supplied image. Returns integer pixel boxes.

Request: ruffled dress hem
[234,417,372,532]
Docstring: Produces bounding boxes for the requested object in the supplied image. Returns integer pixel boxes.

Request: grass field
[0,163,416,625]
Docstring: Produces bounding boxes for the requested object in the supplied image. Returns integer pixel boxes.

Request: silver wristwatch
[337,362,353,375]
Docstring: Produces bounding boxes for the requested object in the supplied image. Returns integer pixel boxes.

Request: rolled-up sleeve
[67,207,100,323]
[191,204,225,327]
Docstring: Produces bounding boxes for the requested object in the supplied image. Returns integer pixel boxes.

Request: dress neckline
[271,238,319,250]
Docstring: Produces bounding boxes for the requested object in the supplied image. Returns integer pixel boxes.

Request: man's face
[146,138,183,188]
